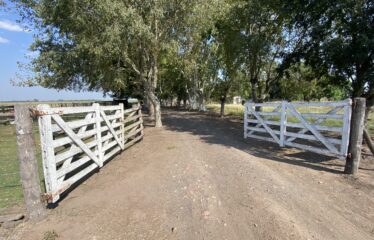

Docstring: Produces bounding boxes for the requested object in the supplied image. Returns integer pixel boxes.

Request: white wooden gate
[36,103,144,202]
[244,100,352,158]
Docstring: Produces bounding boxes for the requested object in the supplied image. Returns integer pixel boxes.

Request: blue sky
[0,1,108,101]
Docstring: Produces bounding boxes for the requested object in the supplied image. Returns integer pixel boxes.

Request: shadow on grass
[162,109,344,174]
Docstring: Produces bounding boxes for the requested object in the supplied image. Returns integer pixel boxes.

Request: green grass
[0,123,44,209]
[207,103,374,134]
[207,104,245,117]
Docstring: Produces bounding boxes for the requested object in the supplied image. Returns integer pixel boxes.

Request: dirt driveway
[8,109,374,240]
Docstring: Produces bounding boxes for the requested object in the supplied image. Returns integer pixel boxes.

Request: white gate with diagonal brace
[36,103,144,202]
[244,100,352,158]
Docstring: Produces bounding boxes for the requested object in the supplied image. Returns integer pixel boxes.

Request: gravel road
[8,109,374,240]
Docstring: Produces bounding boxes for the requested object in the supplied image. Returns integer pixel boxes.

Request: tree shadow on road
[162,109,347,174]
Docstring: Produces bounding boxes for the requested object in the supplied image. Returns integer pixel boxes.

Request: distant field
[0,99,104,107]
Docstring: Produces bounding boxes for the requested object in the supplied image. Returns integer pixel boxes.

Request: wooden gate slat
[286,103,339,154]
[251,110,280,144]
[38,103,144,203]
[244,100,351,157]
[248,104,281,135]
[100,110,124,150]
[286,106,343,143]
[52,115,101,166]
[60,113,93,167]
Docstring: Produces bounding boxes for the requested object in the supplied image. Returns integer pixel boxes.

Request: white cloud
[0,36,9,43]
[0,20,26,32]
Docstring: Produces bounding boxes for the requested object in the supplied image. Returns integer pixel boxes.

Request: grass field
[0,123,44,209]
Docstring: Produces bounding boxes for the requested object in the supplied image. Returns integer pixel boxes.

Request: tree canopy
[12,0,373,124]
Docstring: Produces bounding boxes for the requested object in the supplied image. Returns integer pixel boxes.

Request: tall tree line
[8,0,373,125]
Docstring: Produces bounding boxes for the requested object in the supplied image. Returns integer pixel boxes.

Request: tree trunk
[363,129,374,156]
[188,94,199,110]
[251,78,262,111]
[147,91,162,127]
[198,97,206,111]
[364,93,373,124]
[251,80,258,102]
[177,97,181,108]
[220,97,225,118]
[151,54,162,127]
[147,95,155,118]
[196,90,206,111]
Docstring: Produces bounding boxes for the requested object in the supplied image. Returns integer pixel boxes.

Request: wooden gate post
[243,102,249,138]
[344,98,366,176]
[15,105,46,221]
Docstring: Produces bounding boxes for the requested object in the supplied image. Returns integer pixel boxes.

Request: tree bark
[251,79,258,103]
[148,91,162,127]
[147,95,155,118]
[220,97,225,118]
[188,93,199,110]
[198,97,206,111]
[151,58,162,127]
[363,129,374,156]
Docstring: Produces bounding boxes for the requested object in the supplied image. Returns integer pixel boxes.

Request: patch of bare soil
[6,109,374,240]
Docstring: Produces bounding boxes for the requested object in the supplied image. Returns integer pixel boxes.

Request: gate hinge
[30,108,63,116]
[41,193,52,203]
[30,108,48,117]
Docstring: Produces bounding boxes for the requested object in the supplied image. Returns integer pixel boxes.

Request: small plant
[42,230,59,240]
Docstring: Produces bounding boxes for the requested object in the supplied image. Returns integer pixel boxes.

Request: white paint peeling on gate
[36,103,144,203]
[244,99,352,159]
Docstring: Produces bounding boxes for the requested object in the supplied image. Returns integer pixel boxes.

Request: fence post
[37,104,59,203]
[93,103,103,166]
[138,103,144,137]
[119,103,125,149]
[243,102,248,138]
[15,105,46,221]
[340,99,352,156]
[344,98,366,176]
[279,101,287,147]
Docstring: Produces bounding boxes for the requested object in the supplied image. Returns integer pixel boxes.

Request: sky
[0,1,108,102]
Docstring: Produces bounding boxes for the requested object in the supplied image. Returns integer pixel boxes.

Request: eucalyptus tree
[183,38,220,111]
[174,0,223,111]
[216,0,284,103]
[158,49,189,107]
[215,8,246,117]
[15,0,207,127]
[280,0,374,117]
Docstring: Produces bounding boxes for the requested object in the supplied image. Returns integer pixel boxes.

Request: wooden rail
[244,100,352,158]
[36,103,144,203]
